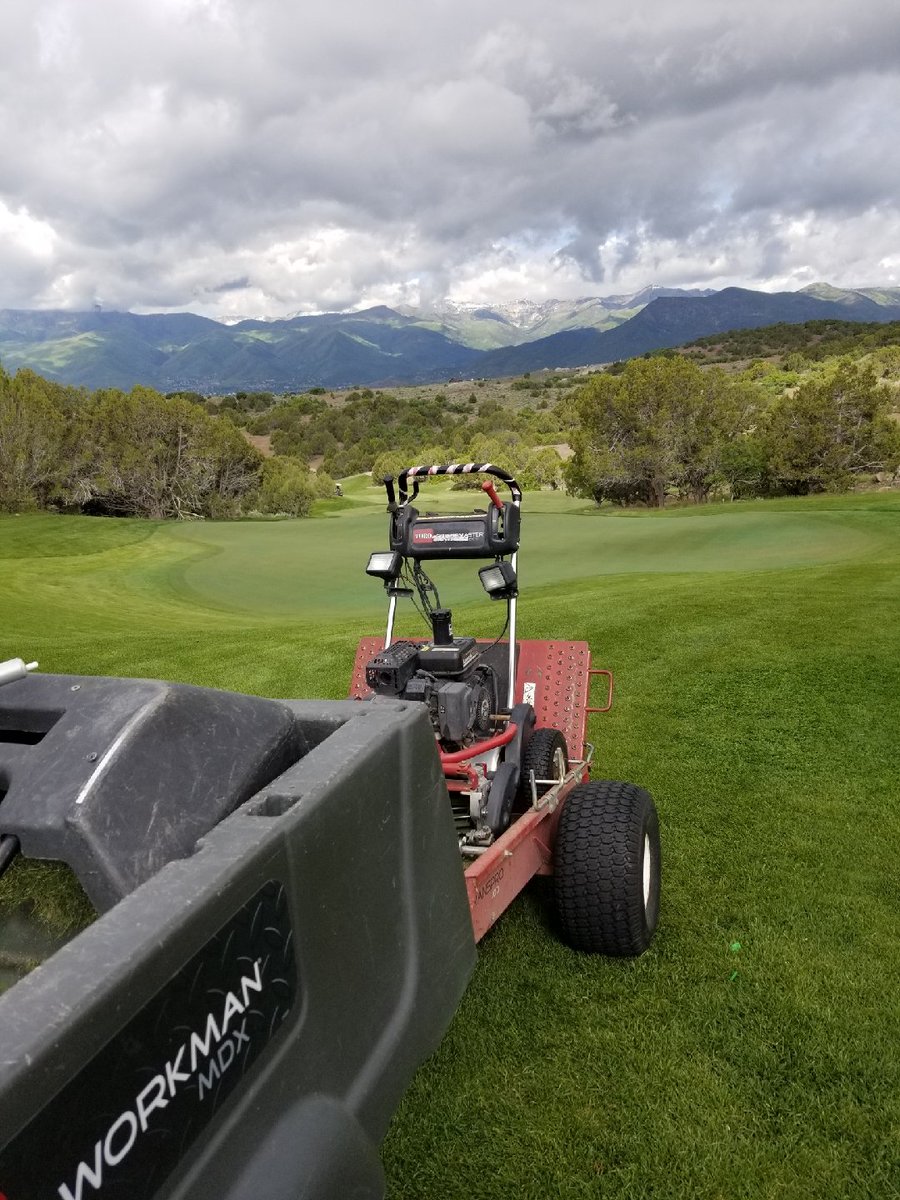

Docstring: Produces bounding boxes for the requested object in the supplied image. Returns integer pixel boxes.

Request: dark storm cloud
[1,0,898,316]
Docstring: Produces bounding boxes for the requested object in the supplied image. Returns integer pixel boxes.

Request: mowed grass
[1,486,899,1198]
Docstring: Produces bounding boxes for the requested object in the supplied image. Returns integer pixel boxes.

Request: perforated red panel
[349,636,384,699]
[350,637,593,761]
[513,640,591,760]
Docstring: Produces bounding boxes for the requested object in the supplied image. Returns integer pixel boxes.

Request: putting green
[164,492,898,619]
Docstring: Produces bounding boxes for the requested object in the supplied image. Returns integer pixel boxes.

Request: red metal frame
[349,636,608,942]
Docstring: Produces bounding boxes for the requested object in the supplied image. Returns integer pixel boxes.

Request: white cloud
[0,201,57,259]
[0,0,898,317]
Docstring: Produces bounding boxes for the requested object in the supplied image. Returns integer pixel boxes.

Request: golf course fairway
[1,481,898,1199]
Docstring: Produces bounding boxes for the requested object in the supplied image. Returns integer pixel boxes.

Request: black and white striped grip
[398,462,522,503]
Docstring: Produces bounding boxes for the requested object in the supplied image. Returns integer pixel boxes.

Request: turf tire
[520,727,569,802]
[554,780,660,956]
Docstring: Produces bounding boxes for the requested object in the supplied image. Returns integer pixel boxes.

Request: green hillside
[680,317,900,365]
[801,282,900,307]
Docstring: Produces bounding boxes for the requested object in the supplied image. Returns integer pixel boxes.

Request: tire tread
[520,727,568,801]
[554,779,660,956]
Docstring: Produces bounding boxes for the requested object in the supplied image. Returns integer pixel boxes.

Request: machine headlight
[366,551,402,581]
[478,560,517,600]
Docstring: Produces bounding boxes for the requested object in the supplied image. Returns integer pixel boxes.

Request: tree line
[564,355,900,505]
[684,319,900,366]
[2,343,898,521]
[244,384,567,483]
[0,368,333,518]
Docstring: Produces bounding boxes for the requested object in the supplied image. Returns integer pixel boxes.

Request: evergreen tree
[762,361,900,493]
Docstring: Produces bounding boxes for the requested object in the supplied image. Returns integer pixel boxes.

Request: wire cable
[481,598,511,654]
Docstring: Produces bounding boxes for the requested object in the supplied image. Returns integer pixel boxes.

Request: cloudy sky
[1,0,899,320]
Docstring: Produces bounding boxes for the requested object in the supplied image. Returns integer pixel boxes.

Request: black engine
[366,639,499,746]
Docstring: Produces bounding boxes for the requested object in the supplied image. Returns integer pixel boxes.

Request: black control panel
[390,505,520,560]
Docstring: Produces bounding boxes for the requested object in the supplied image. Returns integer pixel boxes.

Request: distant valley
[2,283,900,393]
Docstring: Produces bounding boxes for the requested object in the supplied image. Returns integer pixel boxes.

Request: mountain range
[393,285,718,349]
[1,283,899,393]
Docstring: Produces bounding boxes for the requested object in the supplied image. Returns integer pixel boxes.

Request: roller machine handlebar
[396,463,522,505]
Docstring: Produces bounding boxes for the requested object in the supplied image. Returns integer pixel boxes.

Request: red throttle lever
[481,479,504,511]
